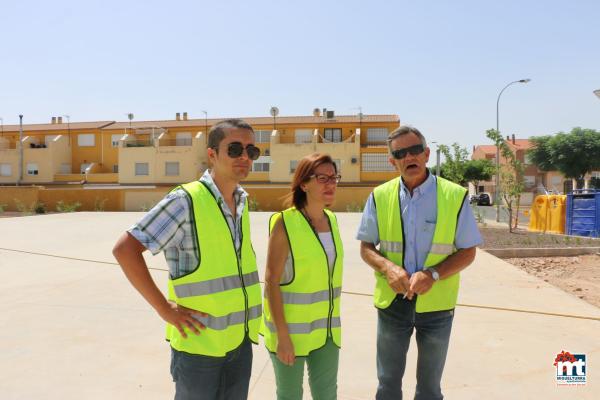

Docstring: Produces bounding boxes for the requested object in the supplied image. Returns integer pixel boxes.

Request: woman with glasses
[262,153,344,400]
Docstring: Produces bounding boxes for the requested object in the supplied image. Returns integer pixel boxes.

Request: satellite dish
[270,107,279,117]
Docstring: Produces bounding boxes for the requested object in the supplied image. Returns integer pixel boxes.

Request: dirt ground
[479,227,600,308]
[506,255,600,308]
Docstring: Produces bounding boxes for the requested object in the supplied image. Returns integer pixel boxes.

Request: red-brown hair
[284,153,337,209]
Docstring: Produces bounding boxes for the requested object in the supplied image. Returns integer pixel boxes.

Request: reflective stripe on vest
[174,271,260,298]
[261,207,344,356]
[373,176,466,313]
[166,181,262,357]
[193,304,263,331]
[264,316,342,335]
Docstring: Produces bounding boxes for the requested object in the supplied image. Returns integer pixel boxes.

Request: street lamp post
[201,110,208,137]
[495,78,531,222]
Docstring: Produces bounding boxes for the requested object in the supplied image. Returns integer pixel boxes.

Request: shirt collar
[199,169,248,202]
[399,169,435,198]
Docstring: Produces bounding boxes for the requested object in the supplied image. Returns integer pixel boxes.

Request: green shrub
[14,199,32,214]
[248,197,260,211]
[345,201,364,212]
[56,200,81,212]
[0,203,6,213]
[94,197,108,211]
[34,201,46,214]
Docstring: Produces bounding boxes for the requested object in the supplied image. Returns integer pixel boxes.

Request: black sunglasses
[219,142,261,160]
[391,144,425,160]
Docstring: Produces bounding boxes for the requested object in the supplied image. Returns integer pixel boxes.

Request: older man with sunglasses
[113,119,263,400]
[357,125,482,400]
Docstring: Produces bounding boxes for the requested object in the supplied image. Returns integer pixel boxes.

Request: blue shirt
[356,172,482,276]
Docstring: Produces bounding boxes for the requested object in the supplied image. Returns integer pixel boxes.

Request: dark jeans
[376,295,454,400]
[170,339,253,400]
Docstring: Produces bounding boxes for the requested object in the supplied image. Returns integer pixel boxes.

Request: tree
[528,127,600,189]
[486,129,524,232]
[437,143,494,190]
[438,143,469,185]
[464,159,495,191]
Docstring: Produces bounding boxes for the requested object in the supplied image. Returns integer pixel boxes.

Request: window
[290,160,298,174]
[323,128,342,143]
[176,132,192,146]
[366,128,389,143]
[251,156,270,172]
[523,176,535,187]
[135,163,149,176]
[165,162,180,176]
[113,164,119,173]
[60,163,71,174]
[111,134,123,147]
[0,163,12,177]
[26,163,39,176]
[295,129,313,144]
[78,133,95,147]
[255,130,272,143]
[361,154,394,172]
[80,163,91,174]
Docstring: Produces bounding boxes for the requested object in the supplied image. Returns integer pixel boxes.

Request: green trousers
[269,338,340,400]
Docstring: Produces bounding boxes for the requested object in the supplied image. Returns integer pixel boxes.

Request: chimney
[176,112,181,121]
[51,117,56,124]
[58,116,63,124]
[322,108,327,116]
[313,108,321,117]
[183,112,188,121]
[512,134,515,144]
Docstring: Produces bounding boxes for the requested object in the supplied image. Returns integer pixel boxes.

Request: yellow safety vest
[261,207,344,356]
[166,181,262,356]
[373,176,467,313]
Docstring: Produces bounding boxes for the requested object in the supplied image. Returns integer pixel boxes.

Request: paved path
[0,212,598,399]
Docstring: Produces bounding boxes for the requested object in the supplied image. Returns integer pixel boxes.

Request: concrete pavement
[0,212,598,399]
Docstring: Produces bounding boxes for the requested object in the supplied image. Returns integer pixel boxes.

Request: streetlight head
[519,79,531,83]
[594,89,600,99]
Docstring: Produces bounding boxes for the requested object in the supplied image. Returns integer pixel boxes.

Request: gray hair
[386,125,427,152]
[208,119,255,149]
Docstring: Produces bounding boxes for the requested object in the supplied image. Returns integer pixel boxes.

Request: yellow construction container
[547,195,566,234]
[528,195,549,232]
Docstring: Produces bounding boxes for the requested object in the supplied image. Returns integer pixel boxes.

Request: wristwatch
[427,267,440,281]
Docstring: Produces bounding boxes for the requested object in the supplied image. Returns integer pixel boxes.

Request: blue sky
[1,0,599,154]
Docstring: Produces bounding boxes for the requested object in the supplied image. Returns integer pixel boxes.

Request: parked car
[477,192,493,206]
[469,194,480,204]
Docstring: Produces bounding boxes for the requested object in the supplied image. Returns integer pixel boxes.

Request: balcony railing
[159,138,192,146]
[125,140,154,147]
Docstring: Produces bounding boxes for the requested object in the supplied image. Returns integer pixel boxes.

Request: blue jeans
[170,339,253,400]
[376,295,454,400]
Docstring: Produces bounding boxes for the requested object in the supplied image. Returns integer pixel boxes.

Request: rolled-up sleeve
[356,193,380,245]
[128,192,189,255]
[455,197,483,249]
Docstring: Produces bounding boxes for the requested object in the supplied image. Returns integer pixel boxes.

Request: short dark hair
[208,119,254,150]
[387,125,427,152]
[285,153,337,210]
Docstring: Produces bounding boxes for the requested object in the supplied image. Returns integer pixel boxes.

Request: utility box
[566,189,600,237]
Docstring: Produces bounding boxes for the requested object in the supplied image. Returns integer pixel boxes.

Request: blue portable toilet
[565,189,600,237]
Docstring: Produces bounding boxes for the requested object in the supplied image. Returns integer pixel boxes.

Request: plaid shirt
[128,170,248,279]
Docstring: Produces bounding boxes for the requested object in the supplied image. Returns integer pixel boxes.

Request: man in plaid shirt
[113,119,262,400]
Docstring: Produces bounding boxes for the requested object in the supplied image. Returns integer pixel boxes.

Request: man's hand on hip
[159,301,208,338]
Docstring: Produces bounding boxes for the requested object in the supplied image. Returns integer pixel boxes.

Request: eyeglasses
[219,142,261,160]
[391,144,425,160]
[309,174,342,184]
